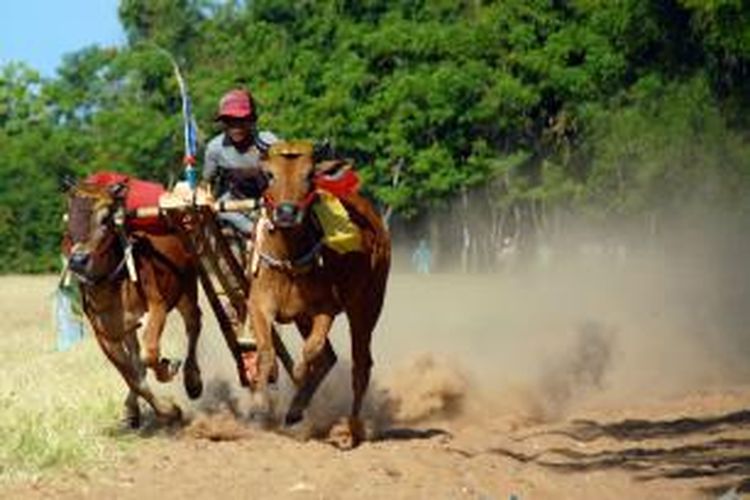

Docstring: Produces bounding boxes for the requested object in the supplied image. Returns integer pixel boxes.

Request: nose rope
[263,190,318,217]
[69,244,129,285]
[262,192,276,210]
[299,190,318,211]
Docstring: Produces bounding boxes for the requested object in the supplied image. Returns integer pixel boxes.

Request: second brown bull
[247,141,391,449]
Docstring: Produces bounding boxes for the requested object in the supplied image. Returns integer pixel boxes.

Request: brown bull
[65,180,203,426]
[248,142,390,449]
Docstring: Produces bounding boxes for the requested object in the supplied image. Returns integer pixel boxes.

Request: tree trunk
[461,188,470,273]
[429,215,440,272]
[382,158,404,231]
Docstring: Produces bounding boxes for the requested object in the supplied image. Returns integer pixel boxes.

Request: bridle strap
[298,190,318,211]
[72,236,129,286]
[257,240,323,274]
[263,190,319,214]
[71,202,135,286]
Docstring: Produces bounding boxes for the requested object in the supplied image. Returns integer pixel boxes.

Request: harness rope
[253,215,324,275]
[256,240,323,273]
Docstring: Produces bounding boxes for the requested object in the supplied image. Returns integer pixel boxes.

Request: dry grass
[0,274,253,484]
[0,276,128,483]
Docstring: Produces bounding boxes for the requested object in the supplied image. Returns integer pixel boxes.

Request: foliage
[1,0,749,271]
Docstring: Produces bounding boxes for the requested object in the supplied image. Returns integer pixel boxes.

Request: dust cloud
[369,206,750,425]
[158,206,750,436]
[531,321,615,422]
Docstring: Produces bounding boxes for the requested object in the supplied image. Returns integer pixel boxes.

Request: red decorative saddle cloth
[85,171,167,233]
[313,167,360,198]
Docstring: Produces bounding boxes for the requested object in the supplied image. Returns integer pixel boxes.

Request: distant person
[412,238,432,274]
[202,88,280,235]
[495,236,517,271]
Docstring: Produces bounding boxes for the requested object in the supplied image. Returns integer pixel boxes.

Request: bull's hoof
[121,412,141,430]
[248,411,272,428]
[327,417,365,450]
[284,408,304,427]
[246,391,274,429]
[155,358,182,383]
[183,367,203,400]
[157,403,183,425]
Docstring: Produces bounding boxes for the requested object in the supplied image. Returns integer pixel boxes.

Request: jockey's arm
[256,130,280,156]
[202,130,281,199]
[202,137,224,195]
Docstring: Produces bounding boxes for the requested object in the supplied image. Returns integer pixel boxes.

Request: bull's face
[65,183,124,282]
[261,141,318,228]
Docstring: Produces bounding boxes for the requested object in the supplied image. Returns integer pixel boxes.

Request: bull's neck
[80,276,131,315]
[259,218,318,262]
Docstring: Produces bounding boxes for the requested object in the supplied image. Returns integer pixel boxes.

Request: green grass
[0,276,130,483]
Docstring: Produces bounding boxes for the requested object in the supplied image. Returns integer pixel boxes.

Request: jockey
[203,88,279,235]
[203,88,279,383]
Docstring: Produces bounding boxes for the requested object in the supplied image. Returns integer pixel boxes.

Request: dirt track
[6,384,750,499]
[3,263,750,499]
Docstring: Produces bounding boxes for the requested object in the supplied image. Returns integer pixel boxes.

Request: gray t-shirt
[202,130,279,198]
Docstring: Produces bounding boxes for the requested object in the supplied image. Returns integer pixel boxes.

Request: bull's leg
[177,292,203,399]
[349,317,374,420]
[328,308,377,449]
[285,316,337,426]
[139,304,179,383]
[292,313,334,384]
[94,330,181,423]
[247,300,276,420]
[122,332,144,428]
[123,390,140,429]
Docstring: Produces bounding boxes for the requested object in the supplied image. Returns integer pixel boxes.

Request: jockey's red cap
[216,89,254,121]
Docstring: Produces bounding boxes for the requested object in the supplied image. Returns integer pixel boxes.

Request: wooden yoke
[131,197,294,387]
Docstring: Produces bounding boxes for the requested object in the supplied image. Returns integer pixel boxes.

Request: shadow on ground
[491,408,750,495]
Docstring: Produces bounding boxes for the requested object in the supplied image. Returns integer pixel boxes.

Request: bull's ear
[108,182,127,199]
[313,139,333,162]
[315,159,349,176]
[259,160,275,186]
[59,175,78,193]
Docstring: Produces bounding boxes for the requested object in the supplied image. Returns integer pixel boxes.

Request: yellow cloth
[313,191,362,254]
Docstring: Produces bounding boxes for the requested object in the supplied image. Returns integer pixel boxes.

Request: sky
[0,0,125,77]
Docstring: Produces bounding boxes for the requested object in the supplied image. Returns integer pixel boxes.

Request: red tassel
[313,169,360,198]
